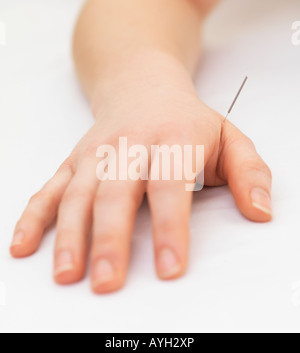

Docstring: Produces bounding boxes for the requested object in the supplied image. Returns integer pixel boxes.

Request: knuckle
[28,190,55,215]
[94,185,113,204]
[262,163,272,179]
[94,186,139,210]
[84,143,101,159]
[28,192,40,205]
[61,187,85,205]
[58,157,75,174]
[29,190,49,206]
[91,233,128,258]
[243,159,272,178]
[224,133,253,155]
[96,231,124,243]
[155,217,179,235]
[15,220,23,231]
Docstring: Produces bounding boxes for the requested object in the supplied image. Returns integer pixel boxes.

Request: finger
[147,179,193,280]
[54,158,98,284]
[219,121,273,222]
[91,179,145,294]
[146,124,218,280]
[11,159,74,258]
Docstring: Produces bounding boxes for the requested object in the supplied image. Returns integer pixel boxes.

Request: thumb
[219,121,273,222]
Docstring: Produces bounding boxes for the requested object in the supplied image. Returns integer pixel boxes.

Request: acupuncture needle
[224,76,248,121]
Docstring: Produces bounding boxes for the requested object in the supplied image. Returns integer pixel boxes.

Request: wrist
[91,49,198,118]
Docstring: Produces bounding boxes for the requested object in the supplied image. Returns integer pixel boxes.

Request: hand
[10,55,272,293]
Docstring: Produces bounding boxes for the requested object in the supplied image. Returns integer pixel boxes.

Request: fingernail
[11,232,24,247]
[157,248,181,278]
[251,187,273,217]
[55,251,74,276]
[92,259,115,287]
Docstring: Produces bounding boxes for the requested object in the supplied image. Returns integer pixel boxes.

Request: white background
[0,0,300,333]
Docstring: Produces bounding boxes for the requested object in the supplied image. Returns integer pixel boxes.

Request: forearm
[73,0,218,104]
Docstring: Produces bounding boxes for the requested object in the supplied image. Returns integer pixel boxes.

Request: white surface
[0,0,300,333]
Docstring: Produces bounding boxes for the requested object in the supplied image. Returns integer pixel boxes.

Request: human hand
[11,54,272,293]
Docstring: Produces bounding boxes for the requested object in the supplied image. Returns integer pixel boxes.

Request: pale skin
[10,0,272,294]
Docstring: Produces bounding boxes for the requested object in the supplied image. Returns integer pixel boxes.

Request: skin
[10,0,272,294]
